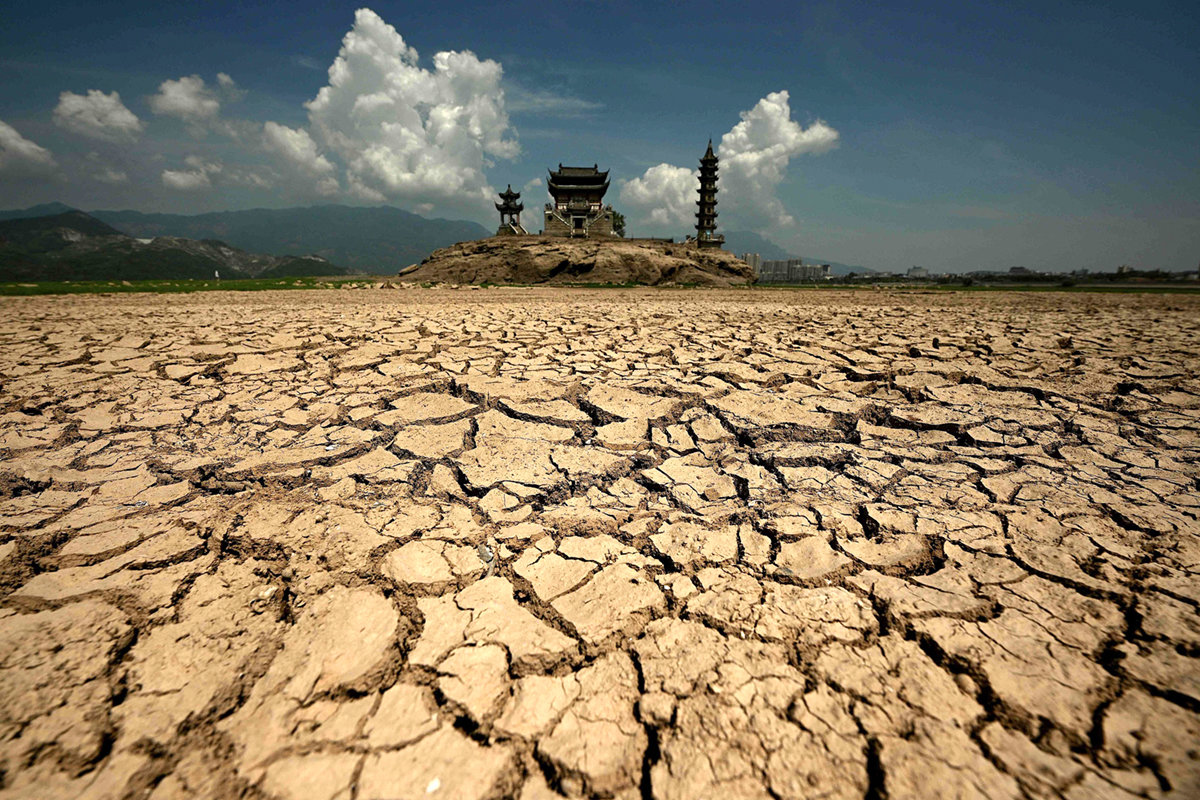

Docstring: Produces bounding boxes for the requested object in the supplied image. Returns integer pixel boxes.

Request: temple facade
[495,185,528,235]
[544,164,615,237]
[695,140,724,248]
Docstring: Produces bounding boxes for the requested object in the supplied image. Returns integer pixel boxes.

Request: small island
[401,145,754,287]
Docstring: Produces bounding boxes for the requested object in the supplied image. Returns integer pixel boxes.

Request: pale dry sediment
[0,287,1197,799]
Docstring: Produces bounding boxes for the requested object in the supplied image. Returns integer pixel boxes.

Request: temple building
[695,140,724,248]
[543,164,615,237]
[495,185,528,235]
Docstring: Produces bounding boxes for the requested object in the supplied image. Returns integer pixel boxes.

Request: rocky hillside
[400,236,756,286]
[0,211,348,282]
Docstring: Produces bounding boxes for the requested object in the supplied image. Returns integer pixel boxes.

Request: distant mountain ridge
[91,204,490,274]
[0,210,348,282]
[0,201,76,222]
[722,230,873,276]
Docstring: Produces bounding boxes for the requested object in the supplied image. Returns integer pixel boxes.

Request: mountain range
[0,201,78,222]
[0,210,347,282]
[90,205,490,274]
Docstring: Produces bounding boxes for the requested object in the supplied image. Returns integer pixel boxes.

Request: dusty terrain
[0,287,1197,800]
[399,237,755,286]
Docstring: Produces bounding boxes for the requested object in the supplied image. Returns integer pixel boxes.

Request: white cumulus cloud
[0,120,58,178]
[184,155,222,173]
[161,155,222,191]
[719,90,838,227]
[162,168,210,190]
[263,121,335,175]
[620,164,698,227]
[224,167,273,189]
[150,75,221,123]
[305,8,518,212]
[53,90,143,142]
[619,90,838,231]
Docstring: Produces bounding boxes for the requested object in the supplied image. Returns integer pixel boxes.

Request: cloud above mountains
[621,164,698,228]
[53,90,143,143]
[150,76,221,123]
[262,121,338,195]
[619,91,838,232]
[162,155,223,191]
[302,8,518,211]
[0,120,58,178]
[149,73,250,139]
[262,122,334,177]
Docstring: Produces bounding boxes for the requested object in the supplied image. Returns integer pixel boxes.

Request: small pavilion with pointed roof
[495,184,528,235]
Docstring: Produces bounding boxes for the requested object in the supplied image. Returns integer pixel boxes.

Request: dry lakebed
[0,287,1197,799]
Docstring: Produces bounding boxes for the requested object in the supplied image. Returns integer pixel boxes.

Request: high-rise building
[756,258,831,282]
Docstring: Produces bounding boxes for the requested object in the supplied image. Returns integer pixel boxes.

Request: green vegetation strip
[0,277,378,296]
[2,278,1197,296]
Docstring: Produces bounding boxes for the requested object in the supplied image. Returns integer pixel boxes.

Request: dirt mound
[399,235,756,286]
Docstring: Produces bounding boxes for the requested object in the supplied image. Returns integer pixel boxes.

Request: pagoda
[544,164,615,237]
[495,185,527,235]
[695,140,724,248]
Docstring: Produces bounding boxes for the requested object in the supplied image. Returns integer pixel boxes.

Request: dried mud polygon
[1,287,1198,799]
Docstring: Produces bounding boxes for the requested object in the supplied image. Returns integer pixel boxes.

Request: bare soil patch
[1,288,1197,798]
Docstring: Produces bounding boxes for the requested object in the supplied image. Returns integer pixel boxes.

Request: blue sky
[1,0,1197,272]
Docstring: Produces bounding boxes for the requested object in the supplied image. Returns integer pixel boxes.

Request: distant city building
[759,259,790,282]
[757,257,831,282]
[803,262,833,281]
[695,140,724,248]
[544,164,615,238]
[494,185,528,235]
[741,253,763,271]
[907,266,929,279]
[1009,266,1034,276]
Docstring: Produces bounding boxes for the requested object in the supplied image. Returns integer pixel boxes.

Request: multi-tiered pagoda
[695,140,724,248]
[495,185,527,235]
[544,164,615,238]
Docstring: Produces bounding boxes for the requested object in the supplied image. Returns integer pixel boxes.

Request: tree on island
[611,211,626,237]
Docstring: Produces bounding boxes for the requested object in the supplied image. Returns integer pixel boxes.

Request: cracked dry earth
[0,288,1198,800]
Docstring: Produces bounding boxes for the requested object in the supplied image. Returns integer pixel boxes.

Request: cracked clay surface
[0,287,1197,799]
